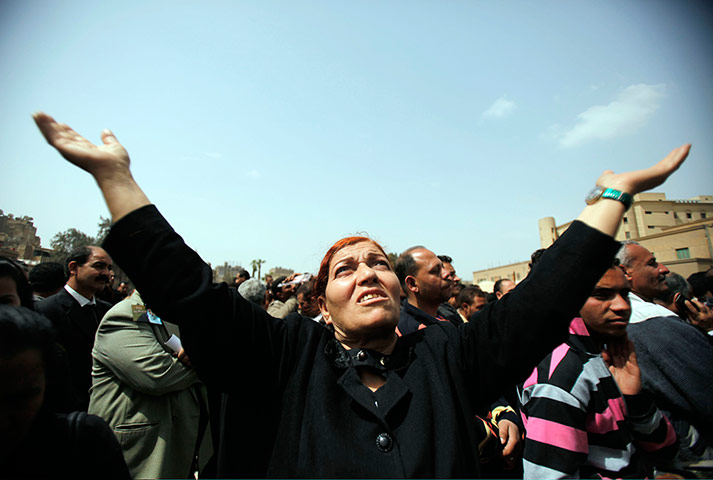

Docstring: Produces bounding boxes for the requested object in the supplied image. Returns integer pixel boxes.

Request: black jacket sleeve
[103,205,300,395]
[457,220,620,407]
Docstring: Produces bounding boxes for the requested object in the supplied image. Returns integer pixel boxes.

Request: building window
[703,213,707,219]
[625,232,631,239]
[648,226,655,229]
[645,211,652,214]
[676,248,690,259]
[623,217,628,224]
[686,212,692,219]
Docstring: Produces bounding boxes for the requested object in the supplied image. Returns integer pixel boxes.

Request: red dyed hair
[314,236,389,300]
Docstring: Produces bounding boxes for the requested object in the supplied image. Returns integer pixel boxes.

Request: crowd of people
[0,112,711,478]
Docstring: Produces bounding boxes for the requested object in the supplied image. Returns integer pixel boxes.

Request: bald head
[396,247,454,316]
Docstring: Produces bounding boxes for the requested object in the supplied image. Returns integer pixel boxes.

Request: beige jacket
[88,291,211,479]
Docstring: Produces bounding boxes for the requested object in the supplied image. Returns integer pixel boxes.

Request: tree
[251,259,266,280]
[50,228,95,262]
[95,216,112,244]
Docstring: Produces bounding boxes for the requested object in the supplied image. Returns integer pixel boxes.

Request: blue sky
[2,1,712,278]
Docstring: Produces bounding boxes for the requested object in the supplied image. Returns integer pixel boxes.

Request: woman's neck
[337,330,398,356]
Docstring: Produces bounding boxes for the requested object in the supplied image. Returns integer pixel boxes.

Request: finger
[685,299,701,315]
[502,428,518,456]
[644,144,690,184]
[33,112,62,144]
[601,350,611,366]
[662,144,691,172]
[502,441,514,456]
[101,129,119,145]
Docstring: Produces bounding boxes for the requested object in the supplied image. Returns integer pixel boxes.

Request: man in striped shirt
[519,263,677,478]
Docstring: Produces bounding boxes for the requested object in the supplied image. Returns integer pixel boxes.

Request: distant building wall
[0,209,42,261]
[268,267,295,279]
[472,260,529,291]
[540,192,713,248]
[473,192,713,285]
[631,219,713,278]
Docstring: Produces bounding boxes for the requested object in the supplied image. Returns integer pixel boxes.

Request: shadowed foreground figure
[34,111,688,477]
[0,305,129,479]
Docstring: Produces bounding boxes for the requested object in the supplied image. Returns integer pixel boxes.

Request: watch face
[585,185,605,205]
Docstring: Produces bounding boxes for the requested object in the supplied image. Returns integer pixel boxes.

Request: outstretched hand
[601,338,641,396]
[597,144,690,196]
[33,112,130,179]
[576,144,690,237]
[34,112,150,221]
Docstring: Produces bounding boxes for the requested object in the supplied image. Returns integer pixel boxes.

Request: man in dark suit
[37,245,113,410]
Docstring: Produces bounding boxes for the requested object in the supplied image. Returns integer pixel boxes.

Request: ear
[619,264,633,281]
[67,260,79,277]
[495,291,503,300]
[404,275,419,294]
[317,295,331,325]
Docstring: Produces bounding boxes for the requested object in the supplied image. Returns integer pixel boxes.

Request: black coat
[0,409,129,479]
[36,288,111,410]
[104,205,618,478]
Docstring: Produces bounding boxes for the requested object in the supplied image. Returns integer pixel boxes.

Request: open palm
[597,144,690,195]
[33,112,130,175]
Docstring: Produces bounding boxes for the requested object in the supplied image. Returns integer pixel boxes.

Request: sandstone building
[473,193,713,288]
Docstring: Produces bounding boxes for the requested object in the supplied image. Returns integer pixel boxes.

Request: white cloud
[246,169,261,178]
[557,83,665,148]
[481,96,517,119]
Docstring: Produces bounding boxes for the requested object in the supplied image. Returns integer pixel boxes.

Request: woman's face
[0,277,21,307]
[319,241,401,343]
[0,348,46,455]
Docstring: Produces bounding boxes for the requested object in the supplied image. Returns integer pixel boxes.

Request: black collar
[324,337,414,372]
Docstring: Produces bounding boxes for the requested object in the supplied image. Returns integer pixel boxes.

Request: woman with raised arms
[34,112,689,478]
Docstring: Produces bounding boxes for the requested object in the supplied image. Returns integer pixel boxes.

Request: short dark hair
[270,276,287,295]
[437,255,453,264]
[457,286,484,306]
[688,272,712,298]
[238,269,250,280]
[493,278,513,295]
[658,272,691,303]
[296,280,313,297]
[29,262,66,294]
[0,256,34,309]
[64,246,94,278]
[529,248,546,269]
[395,246,426,292]
[0,305,55,362]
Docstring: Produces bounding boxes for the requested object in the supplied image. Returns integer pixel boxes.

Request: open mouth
[357,290,387,304]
